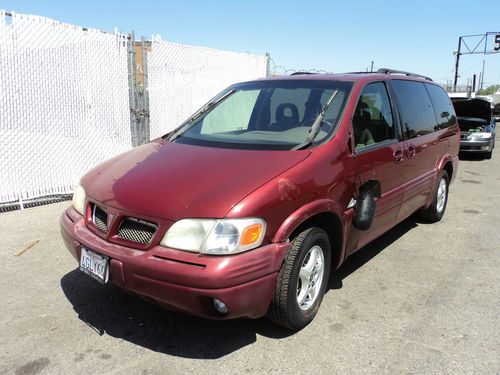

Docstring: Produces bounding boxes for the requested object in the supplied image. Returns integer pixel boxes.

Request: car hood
[452,98,492,122]
[82,140,310,220]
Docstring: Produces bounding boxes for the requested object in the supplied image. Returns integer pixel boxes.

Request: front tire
[267,227,331,330]
[418,170,449,222]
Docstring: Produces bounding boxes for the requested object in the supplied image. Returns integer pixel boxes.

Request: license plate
[79,247,109,284]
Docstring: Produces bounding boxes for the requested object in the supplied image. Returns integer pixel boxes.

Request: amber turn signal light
[240,224,263,246]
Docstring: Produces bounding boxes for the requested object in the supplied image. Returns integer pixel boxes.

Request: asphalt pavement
[1,150,499,375]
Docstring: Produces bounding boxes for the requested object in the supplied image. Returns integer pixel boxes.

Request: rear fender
[425,154,457,207]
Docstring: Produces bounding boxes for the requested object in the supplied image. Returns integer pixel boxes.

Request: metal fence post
[141,36,150,143]
[266,52,271,77]
[127,31,138,146]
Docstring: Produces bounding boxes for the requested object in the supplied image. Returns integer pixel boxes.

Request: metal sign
[457,32,500,55]
[453,32,500,91]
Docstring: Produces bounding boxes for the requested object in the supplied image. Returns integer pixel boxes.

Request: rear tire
[267,227,331,330]
[418,170,449,222]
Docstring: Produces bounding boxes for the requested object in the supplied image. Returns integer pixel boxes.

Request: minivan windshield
[167,80,353,150]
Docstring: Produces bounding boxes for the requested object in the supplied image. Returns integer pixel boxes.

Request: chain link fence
[147,38,268,138]
[0,11,269,210]
[0,11,131,209]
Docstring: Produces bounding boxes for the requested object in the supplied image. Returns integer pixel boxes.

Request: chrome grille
[92,204,108,232]
[117,218,157,244]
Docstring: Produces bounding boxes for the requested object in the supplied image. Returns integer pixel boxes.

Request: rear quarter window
[425,83,457,129]
[391,80,437,139]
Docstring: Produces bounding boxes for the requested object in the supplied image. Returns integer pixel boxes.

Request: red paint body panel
[82,141,310,221]
[61,206,290,319]
[61,72,460,320]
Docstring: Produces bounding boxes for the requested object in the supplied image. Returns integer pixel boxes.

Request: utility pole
[480,59,485,90]
[453,37,462,92]
[370,61,374,73]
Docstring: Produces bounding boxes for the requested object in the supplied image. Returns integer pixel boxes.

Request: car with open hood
[452,97,496,159]
[61,69,460,330]
[493,102,500,122]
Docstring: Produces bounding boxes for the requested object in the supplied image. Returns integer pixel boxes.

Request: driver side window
[353,82,395,149]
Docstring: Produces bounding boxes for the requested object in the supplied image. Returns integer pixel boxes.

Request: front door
[347,81,406,253]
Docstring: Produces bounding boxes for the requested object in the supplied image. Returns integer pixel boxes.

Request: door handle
[393,149,403,163]
[407,145,416,159]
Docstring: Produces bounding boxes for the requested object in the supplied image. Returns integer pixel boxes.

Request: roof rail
[376,68,433,81]
[344,71,378,75]
[290,71,316,76]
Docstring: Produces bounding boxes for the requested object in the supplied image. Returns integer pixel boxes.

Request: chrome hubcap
[296,245,325,311]
[436,178,447,213]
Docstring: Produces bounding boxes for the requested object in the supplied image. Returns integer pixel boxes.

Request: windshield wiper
[168,89,235,142]
[292,89,339,150]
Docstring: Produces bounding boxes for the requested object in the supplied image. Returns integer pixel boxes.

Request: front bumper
[459,138,493,153]
[60,207,290,319]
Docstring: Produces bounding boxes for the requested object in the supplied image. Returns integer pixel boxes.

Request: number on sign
[495,34,500,52]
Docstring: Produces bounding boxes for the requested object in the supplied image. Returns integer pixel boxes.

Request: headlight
[469,132,492,139]
[72,184,86,216]
[160,218,266,255]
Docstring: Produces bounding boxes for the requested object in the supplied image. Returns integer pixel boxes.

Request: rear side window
[425,84,457,129]
[391,80,437,139]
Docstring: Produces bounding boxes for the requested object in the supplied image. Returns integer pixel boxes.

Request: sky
[2,0,499,88]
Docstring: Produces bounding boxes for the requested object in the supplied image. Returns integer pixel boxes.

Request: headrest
[276,103,299,124]
[354,101,371,123]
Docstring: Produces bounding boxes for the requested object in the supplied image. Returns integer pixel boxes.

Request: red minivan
[61,69,459,330]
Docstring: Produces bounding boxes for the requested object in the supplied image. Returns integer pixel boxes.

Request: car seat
[353,101,375,147]
[269,103,299,131]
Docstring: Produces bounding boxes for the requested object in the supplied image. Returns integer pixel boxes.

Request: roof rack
[290,71,316,76]
[344,71,378,75]
[376,68,433,81]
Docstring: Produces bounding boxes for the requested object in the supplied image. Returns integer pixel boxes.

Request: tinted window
[425,83,456,129]
[353,82,395,149]
[391,80,437,139]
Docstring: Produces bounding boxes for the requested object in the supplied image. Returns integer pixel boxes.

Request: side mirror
[348,130,356,154]
[352,190,376,231]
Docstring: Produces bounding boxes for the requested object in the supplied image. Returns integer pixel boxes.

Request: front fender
[272,198,345,243]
